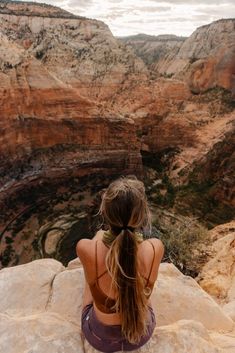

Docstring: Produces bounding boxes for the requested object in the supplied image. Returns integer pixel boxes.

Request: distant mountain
[118,33,187,67]
[117,33,187,42]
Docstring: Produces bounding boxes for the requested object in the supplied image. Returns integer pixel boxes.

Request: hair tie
[121,226,134,232]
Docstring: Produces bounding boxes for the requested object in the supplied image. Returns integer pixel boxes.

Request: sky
[19,0,235,37]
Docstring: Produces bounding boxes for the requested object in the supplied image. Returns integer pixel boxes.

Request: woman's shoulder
[76,238,92,263]
[76,230,105,259]
[139,237,164,264]
[142,237,164,252]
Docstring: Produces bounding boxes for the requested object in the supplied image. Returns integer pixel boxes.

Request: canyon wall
[0,1,148,267]
[123,19,235,95]
[118,34,186,70]
[0,1,144,200]
[0,1,234,267]
[119,21,235,222]
[173,19,235,94]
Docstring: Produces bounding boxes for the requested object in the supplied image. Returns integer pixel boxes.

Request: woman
[76,177,164,352]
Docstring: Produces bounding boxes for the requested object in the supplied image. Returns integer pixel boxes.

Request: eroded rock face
[0,1,234,268]
[118,34,186,70]
[0,1,145,216]
[0,2,144,268]
[188,124,235,208]
[0,15,143,185]
[152,19,235,95]
[0,1,148,100]
[0,258,234,353]
[197,221,235,318]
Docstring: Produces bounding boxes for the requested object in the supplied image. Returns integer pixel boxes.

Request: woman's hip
[81,304,156,353]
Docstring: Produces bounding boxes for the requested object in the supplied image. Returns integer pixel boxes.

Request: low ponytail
[99,177,151,343]
[105,228,148,343]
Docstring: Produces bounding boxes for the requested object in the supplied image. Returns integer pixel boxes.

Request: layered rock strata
[0,1,234,267]
[118,34,186,70]
[0,1,145,268]
[160,19,235,94]
[0,0,149,100]
[0,0,146,181]
[0,0,82,18]
[124,20,235,95]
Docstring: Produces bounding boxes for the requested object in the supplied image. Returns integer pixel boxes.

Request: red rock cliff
[0,2,234,268]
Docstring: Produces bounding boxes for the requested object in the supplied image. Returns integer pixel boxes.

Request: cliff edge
[0,223,235,353]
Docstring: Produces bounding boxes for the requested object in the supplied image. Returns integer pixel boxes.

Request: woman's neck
[102,229,143,247]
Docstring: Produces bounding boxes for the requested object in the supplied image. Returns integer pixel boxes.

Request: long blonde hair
[99,177,151,343]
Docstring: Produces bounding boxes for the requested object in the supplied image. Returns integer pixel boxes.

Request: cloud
[33,0,66,5]
[150,0,234,4]
[135,6,171,12]
[18,0,66,6]
[67,0,94,10]
[195,4,235,17]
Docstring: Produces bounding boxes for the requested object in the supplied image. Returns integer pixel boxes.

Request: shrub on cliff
[152,216,210,277]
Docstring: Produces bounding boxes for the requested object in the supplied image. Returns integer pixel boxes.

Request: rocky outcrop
[124,20,235,95]
[118,33,186,70]
[153,19,235,94]
[0,0,147,182]
[0,258,234,353]
[197,221,235,321]
[0,0,81,18]
[0,1,148,99]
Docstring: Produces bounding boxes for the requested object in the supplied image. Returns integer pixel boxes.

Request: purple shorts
[81,304,156,353]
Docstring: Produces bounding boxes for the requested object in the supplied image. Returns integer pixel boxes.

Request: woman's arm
[76,239,94,283]
[76,239,95,308]
[142,238,164,285]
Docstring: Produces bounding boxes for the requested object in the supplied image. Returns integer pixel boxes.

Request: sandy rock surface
[0,259,64,315]
[0,258,234,353]
[152,263,233,331]
[197,221,235,307]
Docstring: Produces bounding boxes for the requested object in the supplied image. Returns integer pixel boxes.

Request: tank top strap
[145,240,156,286]
[95,240,99,279]
[95,240,108,281]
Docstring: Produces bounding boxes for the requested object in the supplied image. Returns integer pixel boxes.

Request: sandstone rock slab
[47,265,85,325]
[83,319,226,353]
[197,222,235,304]
[0,311,83,353]
[210,330,235,353]
[0,259,64,315]
[223,301,235,322]
[152,263,234,332]
[0,258,234,353]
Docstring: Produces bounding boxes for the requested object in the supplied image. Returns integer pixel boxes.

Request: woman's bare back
[76,230,164,325]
